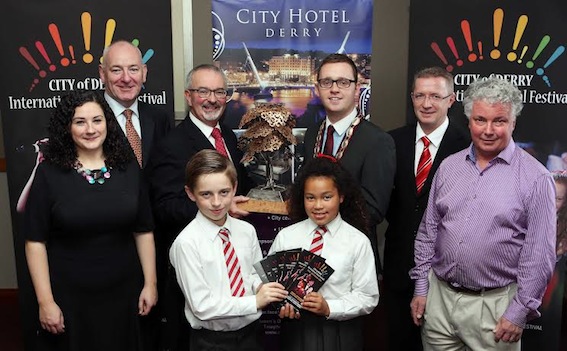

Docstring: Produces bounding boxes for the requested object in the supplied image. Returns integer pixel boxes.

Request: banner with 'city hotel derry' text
[211,0,373,347]
[408,1,567,350]
[0,1,174,349]
[212,0,372,192]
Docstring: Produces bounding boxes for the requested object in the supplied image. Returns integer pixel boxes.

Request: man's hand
[493,317,523,343]
[410,296,427,326]
[229,195,249,218]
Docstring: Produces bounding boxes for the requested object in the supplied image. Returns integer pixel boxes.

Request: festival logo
[429,7,565,88]
[18,11,156,92]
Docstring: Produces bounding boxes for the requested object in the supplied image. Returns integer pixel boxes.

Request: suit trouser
[422,272,520,351]
[383,285,423,351]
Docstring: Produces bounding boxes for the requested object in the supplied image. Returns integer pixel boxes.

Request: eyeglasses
[317,78,356,89]
[187,88,228,99]
[411,93,452,103]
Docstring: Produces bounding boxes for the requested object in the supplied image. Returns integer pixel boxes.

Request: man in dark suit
[99,39,172,350]
[383,67,470,351]
[303,53,396,273]
[146,64,252,351]
[99,40,172,168]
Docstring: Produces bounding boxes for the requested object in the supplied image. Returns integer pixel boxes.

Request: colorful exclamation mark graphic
[19,47,47,78]
[132,39,140,47]
[461,20,477,62]
[100,18,117,63]
[81,12,94,63]
[430,42,453,72]
[48,23,70,66]
[142,49,155,63]
[526,35,550,68]
[536,46,565,87]
[477,41,484,60]
[506,15,528,62]
[446,37,463,67]
[35,41,56,72]
[69,45,76,64]
[491,8,504,59]
[517,46,528,64]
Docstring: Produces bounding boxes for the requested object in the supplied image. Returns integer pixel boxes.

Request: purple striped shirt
[410,140,556,327]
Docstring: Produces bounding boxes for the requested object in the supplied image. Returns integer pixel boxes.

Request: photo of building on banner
[212,0,373,190]
[211,0,373,347]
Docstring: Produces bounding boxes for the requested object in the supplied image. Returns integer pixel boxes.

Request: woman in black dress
[24,90,157,350]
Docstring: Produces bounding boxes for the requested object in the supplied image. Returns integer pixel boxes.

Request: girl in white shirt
[270,155,379,351]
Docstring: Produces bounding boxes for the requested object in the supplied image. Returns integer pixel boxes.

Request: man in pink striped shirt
[410,77,556,351]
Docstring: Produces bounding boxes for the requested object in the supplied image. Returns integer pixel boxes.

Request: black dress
[25,161,153,351]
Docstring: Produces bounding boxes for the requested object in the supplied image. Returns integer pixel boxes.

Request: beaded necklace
[74,161,111,185]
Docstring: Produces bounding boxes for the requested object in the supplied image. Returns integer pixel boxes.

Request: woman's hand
[279,303,301,319]
[301,292,330,317]
[39,300,65,334]
[138,283,158,316]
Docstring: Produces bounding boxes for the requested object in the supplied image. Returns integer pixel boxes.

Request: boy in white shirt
[169,149,287,351]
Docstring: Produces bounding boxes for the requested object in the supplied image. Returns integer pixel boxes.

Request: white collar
[104,92,139,118]
[326,108,358,136]
[415,117,449,148]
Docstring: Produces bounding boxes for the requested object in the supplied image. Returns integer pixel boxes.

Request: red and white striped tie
[309,226,327,255]
[218,228,245,297]
[416,136,432,194]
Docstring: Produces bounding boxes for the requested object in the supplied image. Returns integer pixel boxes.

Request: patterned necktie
[416,136,432,194]
[309,226,327,255]
[218,228,245,297]
[124,109,142,167]
[323,125,335,155]
[211,127,229,158]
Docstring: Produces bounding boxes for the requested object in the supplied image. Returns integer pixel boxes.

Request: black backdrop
[0,1,174,349]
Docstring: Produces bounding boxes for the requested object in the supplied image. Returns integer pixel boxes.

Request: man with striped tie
[384,67,469,351]
[169,150,287,351]
[410,77,556,350]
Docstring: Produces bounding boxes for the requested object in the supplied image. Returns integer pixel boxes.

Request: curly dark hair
[287,155,369,234]
[44,90,133,170]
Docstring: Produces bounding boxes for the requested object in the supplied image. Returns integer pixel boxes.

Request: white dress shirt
[414,117,449,174]
[169,212,263,331]
[189,113,232,161]
[323,108,358,156]
[269,214,379,321]
[104,92,142,137]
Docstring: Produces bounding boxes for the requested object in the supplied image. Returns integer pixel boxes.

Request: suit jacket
[138,102,173,168]
[383,121,470,292]
[146,115,252,245]
[304,118,396,228]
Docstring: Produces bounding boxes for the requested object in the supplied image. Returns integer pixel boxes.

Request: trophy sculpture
[237,103,296,214]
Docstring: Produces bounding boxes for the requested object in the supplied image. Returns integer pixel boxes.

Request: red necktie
[211,127,229,158]
[309,226,327,255]
[219,228,245,297]
[323,125,335,155]
[124,109,142,167]
[416,136,432,194]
